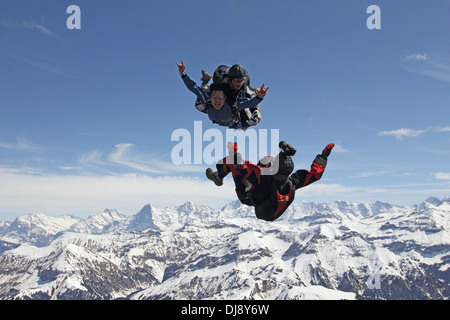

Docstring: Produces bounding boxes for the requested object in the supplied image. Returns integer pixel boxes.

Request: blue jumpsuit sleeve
[235,96,263,111]
[181,74,209,103]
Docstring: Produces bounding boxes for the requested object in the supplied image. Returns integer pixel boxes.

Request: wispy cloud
[0,137,45,152]
[354,171,393,178]
[107,143,168,174]
[21,21,52,36]
[401,53,430,62]
[79,149,106,165]
[80,143,206,175]
[1,17,53,37]
[435,172,450,180]
[332,145,351,153]
[16,56,71,76]
[377,126,450,140]
[377,128,426,140]
[401,53,450,83]
[108,143,205,174]
[1,18,70,76]
[438,126,450,132]
[1,45,71,76]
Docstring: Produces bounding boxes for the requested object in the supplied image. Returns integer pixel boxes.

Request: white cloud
[79,149,105,165]
[332,145,351,153]
[401,53,450,83]
[3,138,450,218]
[0,168,236,216]
[296,181,450,207]
[1,18,52,36]
[1,18,68,76]
[2,164,450,218]
[295,183,361,197]
[437,126,450,132]
[402,53,430,61]
[14,56,71,76]
[21,21,52,36]
[377,126,450,140]
[0,137,45,152]
[435,172,450,180]
[107,143,162,173]
[106,143,206,174]
[377,128,426,140]
[354,171,393,178]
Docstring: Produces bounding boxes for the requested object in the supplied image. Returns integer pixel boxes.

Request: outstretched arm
[177,60,209,103]
[234,84,269,111]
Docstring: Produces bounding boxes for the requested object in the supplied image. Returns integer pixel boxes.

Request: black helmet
[274,157,294,181]
[213,65,229,83]
[227,64,248,79]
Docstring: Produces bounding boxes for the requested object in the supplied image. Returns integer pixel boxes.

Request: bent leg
[290,143,334,190]
[290,155,327,190]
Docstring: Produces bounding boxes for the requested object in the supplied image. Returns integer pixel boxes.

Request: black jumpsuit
[215,150,328,221]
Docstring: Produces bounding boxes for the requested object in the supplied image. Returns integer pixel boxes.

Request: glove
[195,98,208,113]
[247,109,261,126]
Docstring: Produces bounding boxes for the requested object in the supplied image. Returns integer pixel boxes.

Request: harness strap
[225,162,261,184]
[273,188,293,220]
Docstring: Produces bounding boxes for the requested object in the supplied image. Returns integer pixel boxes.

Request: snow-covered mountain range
[0,197,448,300]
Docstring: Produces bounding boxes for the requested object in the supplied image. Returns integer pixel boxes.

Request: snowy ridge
[69,209,126,234]
[0,214,81,247]
[0,197,449,300]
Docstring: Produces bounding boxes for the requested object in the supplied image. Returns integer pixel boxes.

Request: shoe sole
[206,168,223,186]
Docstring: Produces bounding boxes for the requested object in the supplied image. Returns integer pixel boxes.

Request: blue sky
[1,0,450,220]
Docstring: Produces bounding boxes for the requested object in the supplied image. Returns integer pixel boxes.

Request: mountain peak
[178,200,196,211]
[125,203,158,231]
[425,196,443,206]
[221,200,242,211]
[1,213,81,247]
[69,209,126,234]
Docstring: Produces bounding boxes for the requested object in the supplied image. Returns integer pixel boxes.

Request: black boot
[321,143,335,158]
[206,168,223,186]
[201,70,212,87]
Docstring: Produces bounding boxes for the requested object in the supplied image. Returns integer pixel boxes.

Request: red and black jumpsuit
[215,151,328,221]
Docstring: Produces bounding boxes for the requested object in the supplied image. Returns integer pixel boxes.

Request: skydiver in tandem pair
[176,60,268,129]
[206,141,335,222]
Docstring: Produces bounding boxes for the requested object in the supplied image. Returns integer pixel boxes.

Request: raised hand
[176,59,186,76]
[256,84,269,99]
